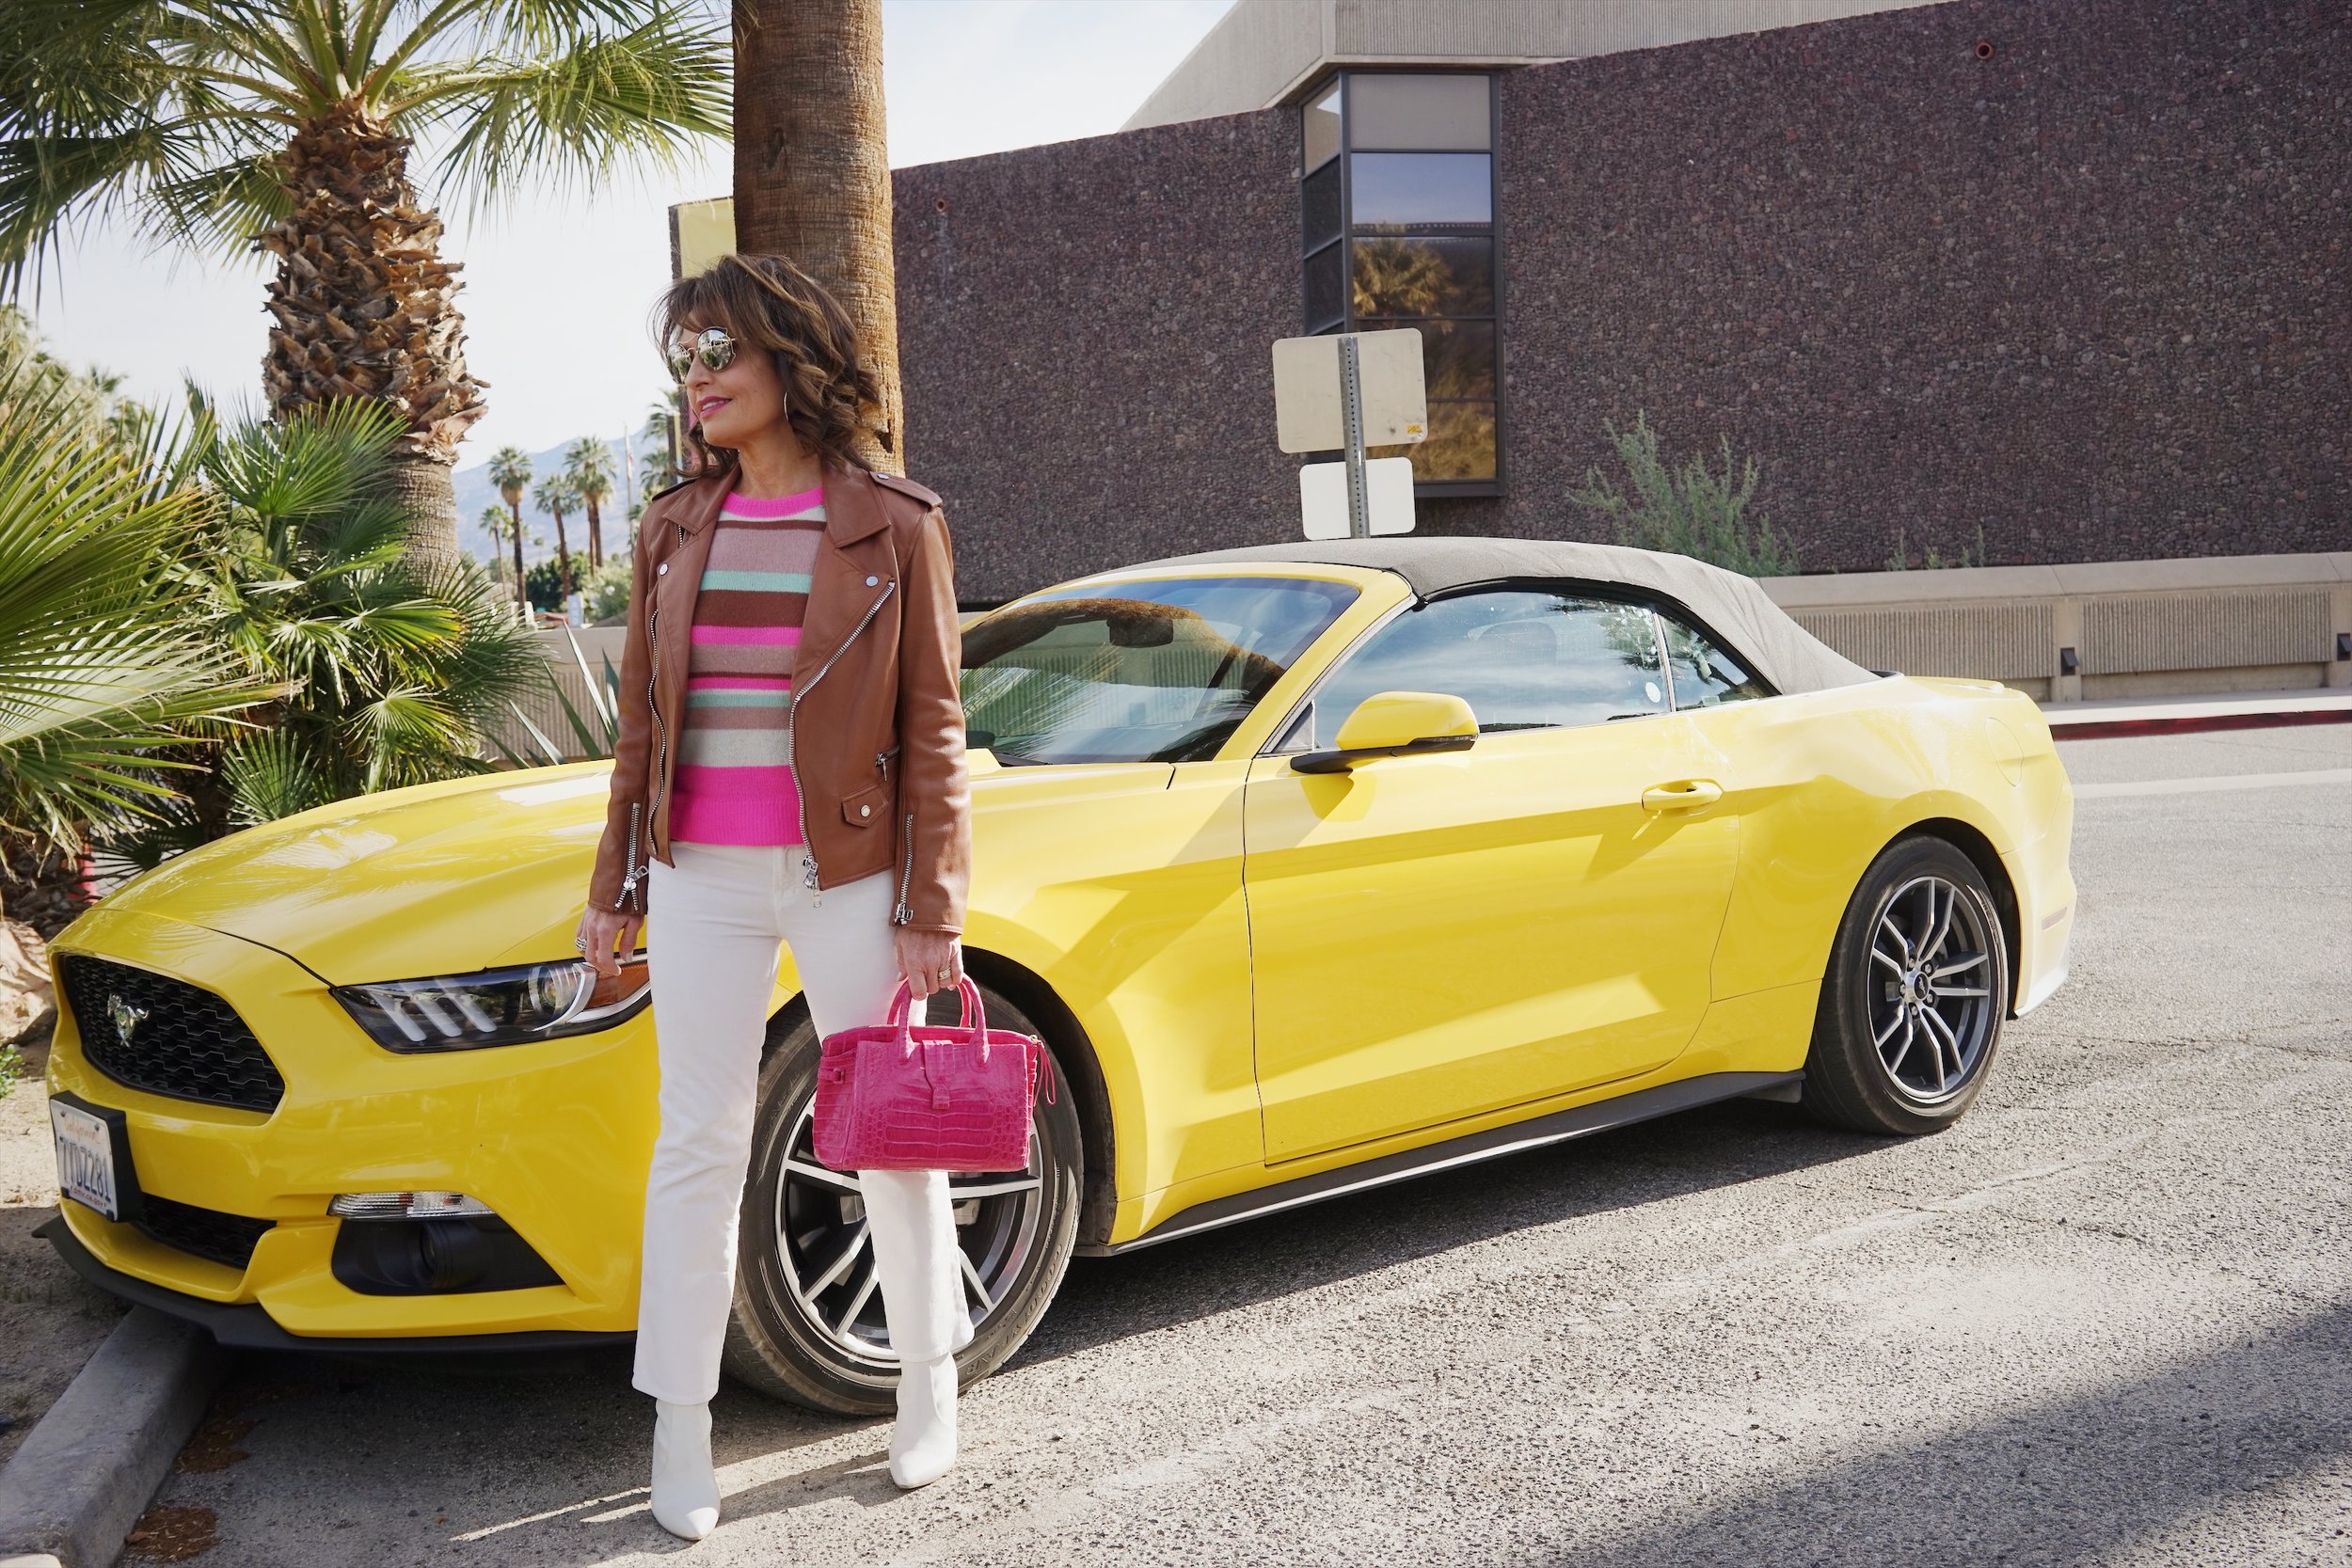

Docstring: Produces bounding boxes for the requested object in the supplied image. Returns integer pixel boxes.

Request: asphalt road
[134,727,2352,1567]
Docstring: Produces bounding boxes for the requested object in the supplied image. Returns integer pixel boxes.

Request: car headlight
[331,956,649,1052]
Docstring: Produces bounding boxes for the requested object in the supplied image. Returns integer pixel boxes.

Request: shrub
[1568,411,1800,578]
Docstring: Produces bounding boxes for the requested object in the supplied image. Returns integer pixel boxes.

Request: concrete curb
[0,1306,228,1568]
[2048,705,2352,740]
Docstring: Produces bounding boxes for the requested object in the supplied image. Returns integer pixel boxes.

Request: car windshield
[961,576,1359,765]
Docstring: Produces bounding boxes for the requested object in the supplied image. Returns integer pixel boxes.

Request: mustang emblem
[106,993,149,1048]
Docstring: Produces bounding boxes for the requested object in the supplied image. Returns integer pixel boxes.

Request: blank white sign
[1271,330,1428,454]
[1300,457,1417,539]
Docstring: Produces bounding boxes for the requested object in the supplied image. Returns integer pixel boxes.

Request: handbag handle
[882,974,987,1050]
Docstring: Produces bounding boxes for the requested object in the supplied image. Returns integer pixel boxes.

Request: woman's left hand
[894,927,964,999]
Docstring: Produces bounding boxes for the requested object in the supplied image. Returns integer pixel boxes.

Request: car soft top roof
[1148,536,1879,698]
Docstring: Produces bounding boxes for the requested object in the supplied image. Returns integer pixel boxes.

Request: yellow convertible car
[40,537,2074,1413]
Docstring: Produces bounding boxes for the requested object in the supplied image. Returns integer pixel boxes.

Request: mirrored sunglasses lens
[696,329,735,371]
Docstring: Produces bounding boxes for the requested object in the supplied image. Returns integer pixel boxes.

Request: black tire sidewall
[722,984,1082,1414]
[1806,836,2010,1136]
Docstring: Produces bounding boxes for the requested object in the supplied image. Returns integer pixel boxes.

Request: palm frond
[221,725,330,824]
[398,5,729,214]
[202,394,406,521]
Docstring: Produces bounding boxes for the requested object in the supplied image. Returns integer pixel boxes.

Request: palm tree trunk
[258,103,488,565]
[732,0,902,473]
[553,509,573,599]
[507,497,527,606]
[584,496,603,570]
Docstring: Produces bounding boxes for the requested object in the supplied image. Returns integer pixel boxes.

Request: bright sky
[25,0,1234,466]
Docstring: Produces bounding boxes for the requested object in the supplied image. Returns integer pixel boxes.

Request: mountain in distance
[451,434,672,571]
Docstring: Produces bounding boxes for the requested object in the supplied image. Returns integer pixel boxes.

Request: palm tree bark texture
[732,0,903,474]
[260,104,485,571]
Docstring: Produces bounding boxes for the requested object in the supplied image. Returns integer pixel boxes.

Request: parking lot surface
[136,727,2352,1566]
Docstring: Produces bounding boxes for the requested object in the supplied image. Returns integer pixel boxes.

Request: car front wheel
[1803,834,2011,1136]
[720,983,1082,1414]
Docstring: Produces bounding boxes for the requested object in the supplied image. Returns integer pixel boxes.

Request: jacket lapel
[794,464,895,687]
[667,472,732,543]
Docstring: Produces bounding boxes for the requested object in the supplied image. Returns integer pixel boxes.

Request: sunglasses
[665,326,737,382]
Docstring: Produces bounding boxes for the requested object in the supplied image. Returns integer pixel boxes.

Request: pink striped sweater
[665,485,825,845]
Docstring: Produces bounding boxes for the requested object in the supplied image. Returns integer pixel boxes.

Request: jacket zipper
[630,603,667,904]
[894,811,916,925]
[617,800,644,911]
[787,579,897,891]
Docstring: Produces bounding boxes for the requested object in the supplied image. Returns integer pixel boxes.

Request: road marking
[2076,767,2352,800]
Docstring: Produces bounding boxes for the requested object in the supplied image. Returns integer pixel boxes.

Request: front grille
[135,1194,275,1272]
[57,955,286,1113]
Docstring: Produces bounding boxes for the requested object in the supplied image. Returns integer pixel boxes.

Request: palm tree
[0,1,730,566]
[733,0,899,471]
[533,474,579,604]
[486,445,532,608]
[112,395,548,858]
[639,398,678,486]
[564,436,616,570]
[0,358,276,867]
[477,502,513,585]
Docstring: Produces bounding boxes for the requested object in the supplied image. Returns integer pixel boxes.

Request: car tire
[1802,834,2011,1136]
[718,982,1083,1414]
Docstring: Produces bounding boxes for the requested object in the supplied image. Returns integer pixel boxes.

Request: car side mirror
[1291,690,1478,774]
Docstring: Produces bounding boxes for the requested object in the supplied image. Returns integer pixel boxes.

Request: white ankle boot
[887,1353,959,1489]
[650,1398,721,1540]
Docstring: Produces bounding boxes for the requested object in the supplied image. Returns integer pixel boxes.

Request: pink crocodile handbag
[811,975,1055,1173]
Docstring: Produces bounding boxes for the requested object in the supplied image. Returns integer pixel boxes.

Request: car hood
[92,765,625,985]
[87,752,1142,987]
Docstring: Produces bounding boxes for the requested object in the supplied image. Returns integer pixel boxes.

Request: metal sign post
[1338,334,1370,538]
[1272,328,1427,541]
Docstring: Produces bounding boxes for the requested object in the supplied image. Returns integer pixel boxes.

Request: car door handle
[1642,780,1724,813]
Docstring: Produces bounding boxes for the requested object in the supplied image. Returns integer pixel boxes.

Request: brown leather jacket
[584,461,970,933]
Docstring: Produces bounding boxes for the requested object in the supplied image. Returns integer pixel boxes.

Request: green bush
[1568,411,1800,578]
[582,555,633,626]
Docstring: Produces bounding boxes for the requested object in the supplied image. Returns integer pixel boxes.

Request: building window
[1298,71,1501,493]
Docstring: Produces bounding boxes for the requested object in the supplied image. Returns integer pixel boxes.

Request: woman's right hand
[576,904,645,979]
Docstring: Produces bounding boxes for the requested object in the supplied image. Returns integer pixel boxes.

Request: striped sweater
[666,485,825,845]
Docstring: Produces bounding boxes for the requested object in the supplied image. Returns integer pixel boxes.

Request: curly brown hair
[652,252,890,477]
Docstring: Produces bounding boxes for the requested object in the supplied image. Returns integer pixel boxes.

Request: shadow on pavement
[1021,1098,1886,1366]
[1533,1299,2352,1567]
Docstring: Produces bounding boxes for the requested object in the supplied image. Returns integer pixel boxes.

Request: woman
[576,251,975,1541]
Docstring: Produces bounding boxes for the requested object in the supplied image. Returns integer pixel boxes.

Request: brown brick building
[685,0,2350,603]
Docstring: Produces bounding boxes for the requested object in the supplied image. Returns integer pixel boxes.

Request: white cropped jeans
[632,839,973,1405]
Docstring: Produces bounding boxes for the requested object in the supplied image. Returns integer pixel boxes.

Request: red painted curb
[2049,706,2352,740]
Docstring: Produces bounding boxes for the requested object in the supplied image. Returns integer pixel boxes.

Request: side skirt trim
[1075,1069,1804,1258]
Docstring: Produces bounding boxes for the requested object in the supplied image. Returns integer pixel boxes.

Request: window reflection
[1298,71,1502,492]
[1660,613,1775,707]
[1349,153,1493,231]
[1303,81,1342,172]
[1308,591,1669,745]
[1371,399,1495,482]
[961,577,1358,766]
[1350,236,1493,318]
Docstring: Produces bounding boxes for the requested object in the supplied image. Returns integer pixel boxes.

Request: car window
[1298,589,1670,746]
[960,576,1358,765]
[1658,610,1773,708]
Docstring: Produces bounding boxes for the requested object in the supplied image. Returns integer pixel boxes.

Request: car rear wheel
[720,983,1083,1414]
[1802,835,2010,1136]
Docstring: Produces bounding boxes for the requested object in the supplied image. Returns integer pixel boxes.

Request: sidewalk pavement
[2041,686,2352,740]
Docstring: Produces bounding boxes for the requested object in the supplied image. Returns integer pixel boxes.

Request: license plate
[51,1100,119,1221]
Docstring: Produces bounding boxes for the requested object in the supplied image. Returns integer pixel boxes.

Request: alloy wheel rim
[768,1090,1044,1367]
[1867,874,1997,1104]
